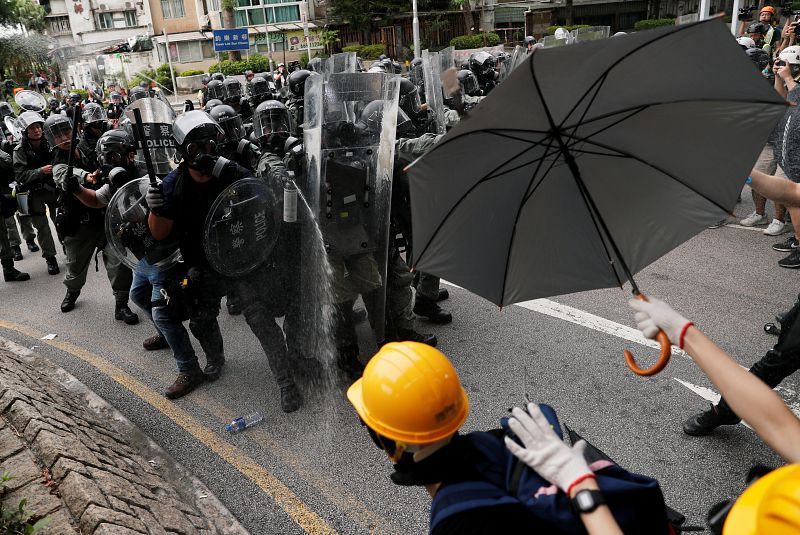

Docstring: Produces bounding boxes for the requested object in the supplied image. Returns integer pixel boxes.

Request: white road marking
[724,223,766,233]
[673,378,754,431]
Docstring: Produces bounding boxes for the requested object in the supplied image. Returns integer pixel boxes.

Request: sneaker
[683,404,740,436]
[707,219,727,229]
[11,246,22,261]
[773,235,799,252]
[739,211,768,227]
[165,371,206,399]
[142,335,169,351]
[779,249,800,269]
[764,219,789,236]
[26,240,39,253]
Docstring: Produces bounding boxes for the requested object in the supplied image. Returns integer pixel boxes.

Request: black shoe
[11,246,22,261]
[683,404,740,436]
[60,290,80,312]
[779,249,800,269]
[3,265,30,282]
[26,240,39,253]
[773,235,799,252]
[414,295,453,324]
[45,257,59,275]
[280,383,303,413]
[143,335,169,351]
[436,288,449,302]
[114,303,140,325]
[390,328,438,347]
[707,219,727,229]
[226,298,241,315]
[336,345,365,380]
[204,356,226,381]
[165,371,206,399]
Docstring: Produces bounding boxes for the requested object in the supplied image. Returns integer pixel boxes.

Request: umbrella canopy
[409,19,786,307]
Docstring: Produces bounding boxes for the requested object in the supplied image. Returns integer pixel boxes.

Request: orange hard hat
[347,342,469,445]
[760,5,776,15]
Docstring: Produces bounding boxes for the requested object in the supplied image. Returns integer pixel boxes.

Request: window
[48,16,71,34]
[201,40,215,59]
[97,12,114,29]
[124,10,137,27]
[232,1,300,27]
[160,0,185,19]
[177,41,202,62]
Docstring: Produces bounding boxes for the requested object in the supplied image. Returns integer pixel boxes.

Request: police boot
[204,355,226,381]
[114,297,140,325]
[683,403,740,436]
[2,258,30,282]
[336,344,365,381]
[436,288,449,302]
[226,295,242,316]
[60,290,80,312]
[280,382,303,413]
[413,294,453,324]
[11,246,22,261]
[45,257,59,275]
[26,240,39,253]
[394,328,437,347]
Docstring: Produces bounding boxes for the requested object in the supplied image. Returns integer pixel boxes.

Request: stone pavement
[0,337,248,535]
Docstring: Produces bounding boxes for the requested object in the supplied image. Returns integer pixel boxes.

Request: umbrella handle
[623,293,671,376]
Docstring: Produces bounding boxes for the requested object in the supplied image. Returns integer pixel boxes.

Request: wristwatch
[571,489,606,514]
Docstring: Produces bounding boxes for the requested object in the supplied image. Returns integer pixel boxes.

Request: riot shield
[105,177,181,270]
[500,45,527,82]
[320,52,357,79]
[571,26,611,43]
[303,72,400,342]
[422,50,445,135]
[124,98,177,177]
[15,90,46,113]
[87,81,104,100]
[439,46,455,71]
[4,117,22,141]
[203,178,281,277]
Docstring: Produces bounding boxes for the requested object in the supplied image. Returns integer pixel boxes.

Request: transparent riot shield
[439,46,455,71]
[320,52,357,79]
[4,117,22,141]
[541,35,571,48]
[571,26,611,43]
[422,50,445,135]
[125,98,177,177]
[303,72,400,342]
[203,178,282,277]
[15,91,46,113]
[105,177,181,270]
[87,81,104,100]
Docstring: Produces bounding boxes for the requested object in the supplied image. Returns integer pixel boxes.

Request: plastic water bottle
[225,412,264,433]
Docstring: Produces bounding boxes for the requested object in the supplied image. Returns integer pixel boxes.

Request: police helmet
[209,104,245,142]
[0,101,13,118]
[398,78,421,115]
[207,79,225,101]
[457,69,480,96]
[212,72,224,82]
[248,75,270,99]
[172,110,224,163]
[82,102,108,127]
[43,113,73,148]
[307,57,323,72]
[747,48,771,71]
[523,35,535,47]
[288,69,313,97]
[469,51,495,75]
[747,22,767,35]
[128,86,150,103]
[737,36,756,49]
[67,92,81,106]
[95,129,136,167]
[47,98,59,110]
[253,100,293,149]
[17,111,44,133]
[201,76,211,85]
[203,98,224,112]
[222,77,243,101]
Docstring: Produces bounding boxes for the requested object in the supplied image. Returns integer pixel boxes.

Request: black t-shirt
[432,502,545,534]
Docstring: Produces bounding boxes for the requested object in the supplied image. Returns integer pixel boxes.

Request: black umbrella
[408,19,786,375]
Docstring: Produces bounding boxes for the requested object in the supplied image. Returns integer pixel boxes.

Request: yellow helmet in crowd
[724,464,800,534]
[347,342,469,446]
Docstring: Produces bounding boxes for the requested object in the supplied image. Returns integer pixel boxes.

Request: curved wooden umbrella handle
[624,293,672,376]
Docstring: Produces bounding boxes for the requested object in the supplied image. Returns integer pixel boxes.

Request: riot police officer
[286,69,312,135]
[146,111,303,411]
[469,52,498,95]
[209,104,259,170]
[46,113,138,322]
[79,103,107,168]
[12,111,60,276]
[1,140,29,282]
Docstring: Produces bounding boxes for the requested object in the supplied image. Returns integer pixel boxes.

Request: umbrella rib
[499,136,561,305]
[412,133,554,269]
[484,144,564,181]
[569,135,733,215]
[528,50,627,290]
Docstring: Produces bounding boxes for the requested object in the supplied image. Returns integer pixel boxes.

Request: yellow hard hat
[347,342,469,445]
[724,464,800,535]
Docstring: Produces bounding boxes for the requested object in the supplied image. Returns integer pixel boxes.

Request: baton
[65,105,81,188]
[130,107,158,186]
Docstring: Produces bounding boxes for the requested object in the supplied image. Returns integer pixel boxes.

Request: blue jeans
[130,260,200,374]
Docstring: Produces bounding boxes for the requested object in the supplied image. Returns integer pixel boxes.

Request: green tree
[0,0,45,31]
[329,0,373,44]
[450,0,476,36]
[0,33,53,82]
[320,29,340,55]
[221,0,241,61]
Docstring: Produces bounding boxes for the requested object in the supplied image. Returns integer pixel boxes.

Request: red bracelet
[678,322,695,349]
[567,473,596,496]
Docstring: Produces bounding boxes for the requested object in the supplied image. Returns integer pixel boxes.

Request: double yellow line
[0,320,339,535]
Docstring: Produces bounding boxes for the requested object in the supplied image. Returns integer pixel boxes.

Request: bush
[633,18,676,31]
[340,44,385,59]
[545,24,591,35]
[449,32,501,49]
[130,65,173,93]
[72,89,88,101]
[342,45,362,54]
[179,69,205,77]
[208,55,273,76]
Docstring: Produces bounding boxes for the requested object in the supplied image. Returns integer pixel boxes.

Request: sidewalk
[0,337,248,535]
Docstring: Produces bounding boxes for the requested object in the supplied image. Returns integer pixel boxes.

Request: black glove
[64,172,80,194]
[146,183,167,215]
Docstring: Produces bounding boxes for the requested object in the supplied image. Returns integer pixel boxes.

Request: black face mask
[184,139,219,174]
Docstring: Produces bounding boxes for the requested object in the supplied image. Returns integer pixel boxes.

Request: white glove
[628,296,693,348]
[504,403,593,494]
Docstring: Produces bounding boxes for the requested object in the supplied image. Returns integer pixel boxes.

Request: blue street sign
[213,28,250,52]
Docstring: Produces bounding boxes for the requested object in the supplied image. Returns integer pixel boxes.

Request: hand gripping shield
[203,178,282,277]
[422,50,446,135]
[125,98,177,177]
[105,177,181,270]
[303,72,401,341]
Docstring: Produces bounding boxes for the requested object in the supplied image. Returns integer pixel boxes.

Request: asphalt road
[0,188,794,534]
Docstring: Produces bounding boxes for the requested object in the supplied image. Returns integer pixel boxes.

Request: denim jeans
[130,260,200,374]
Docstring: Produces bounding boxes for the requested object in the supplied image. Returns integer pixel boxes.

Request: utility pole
[162,29,178,96]
[412,0,420,58]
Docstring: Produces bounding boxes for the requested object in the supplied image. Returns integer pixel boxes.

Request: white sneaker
[764,219,789,236]
[739,211,768,226]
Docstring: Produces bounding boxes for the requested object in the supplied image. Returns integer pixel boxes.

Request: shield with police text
[303,72,400,342]
[106,177,181,270]
[203,178,281,277]
[125,98,177,177]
